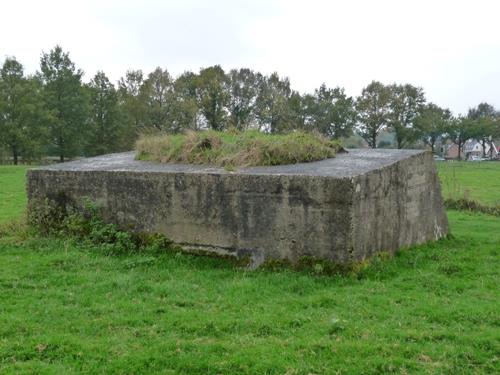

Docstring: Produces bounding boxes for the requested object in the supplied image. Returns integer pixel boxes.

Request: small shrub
[444,198,500,216]
[28,197,69,235]
[29,198,175,255]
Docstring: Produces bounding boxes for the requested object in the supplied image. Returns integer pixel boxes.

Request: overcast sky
[1,0,499,115]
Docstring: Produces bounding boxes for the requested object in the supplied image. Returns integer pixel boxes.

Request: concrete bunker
[27,149,448,264]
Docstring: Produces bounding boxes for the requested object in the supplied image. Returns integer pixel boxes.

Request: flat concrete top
[33,149,426,178]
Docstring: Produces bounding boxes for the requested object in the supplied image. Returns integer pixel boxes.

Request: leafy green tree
[196,66,229,131]
[467,102,499,157]
[141,67,174,131]
[226,68,261,130]
[169,97,199,132]
[471,118,495,158]
[0,57,47,164]
[38,46,89,162]
[254,73,292,133]
[355,81,391,148]
[85,71,123,156]
[286,91,311,131]
[171,71,201,130]
[117,70,147,147]
[414,103,452,154]
[310,84,357,139]
[467,102,497,120]
[447,117,476,160]
[388,83,426,149]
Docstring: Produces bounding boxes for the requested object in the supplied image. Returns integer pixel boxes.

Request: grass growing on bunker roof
[135,130,343,168]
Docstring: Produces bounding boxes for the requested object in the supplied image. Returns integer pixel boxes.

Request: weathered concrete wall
[351,152,447,260]
[27,149,448,264]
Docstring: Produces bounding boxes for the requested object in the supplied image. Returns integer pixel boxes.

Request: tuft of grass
[135,130,343,168]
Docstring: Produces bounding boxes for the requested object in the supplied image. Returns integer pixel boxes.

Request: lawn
[437,161,500,206]
[0,164,499,374]
[0,166,30,223]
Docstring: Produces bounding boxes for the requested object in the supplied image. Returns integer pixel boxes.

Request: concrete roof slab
[36,149,426,178]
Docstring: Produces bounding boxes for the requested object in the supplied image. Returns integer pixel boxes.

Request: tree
[467,102,499,158]
[388,83,426,149]
[309,83,357,139]
[474,117,497,158]
[0,57,46,164]
[414,103,452,154]
[141,67,174,131]
[355,81,391,148]
[286,91,311,131]
[467,102,497,120]
[196,66,229,131]
[447,117,476,160]
[254,73,292,133]
[171,71,200,131]
[117,69,147,146]
[226,68,261,130]
[86,71,122,156]
[492,119,500,158]
[38,46,89,162]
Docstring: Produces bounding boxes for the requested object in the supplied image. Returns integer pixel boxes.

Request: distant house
[464,139,498,160]
[444,143,459,159]
[444,139,499,160]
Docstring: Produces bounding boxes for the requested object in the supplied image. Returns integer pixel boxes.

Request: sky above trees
[1,0,499,115]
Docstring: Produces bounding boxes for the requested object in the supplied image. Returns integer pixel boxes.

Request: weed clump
[444,198,500,216]
[28,198,176,255]
[260,255,373,277]
[135,130,343,169]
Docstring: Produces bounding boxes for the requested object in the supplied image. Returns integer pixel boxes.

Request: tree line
[1,46,499,164]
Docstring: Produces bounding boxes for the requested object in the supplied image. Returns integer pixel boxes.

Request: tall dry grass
[136,130,343,169]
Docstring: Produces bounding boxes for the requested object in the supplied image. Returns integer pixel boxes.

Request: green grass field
[0,166,30,223]
[437,161,500,206]
[0,164,499,374]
